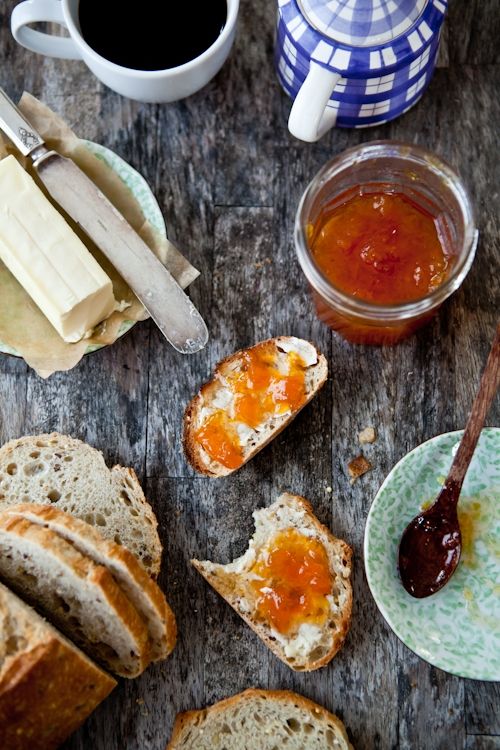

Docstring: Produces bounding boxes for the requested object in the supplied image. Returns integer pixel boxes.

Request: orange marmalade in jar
[295,142,478,345]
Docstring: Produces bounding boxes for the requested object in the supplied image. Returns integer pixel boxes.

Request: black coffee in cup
[78,0,227,71]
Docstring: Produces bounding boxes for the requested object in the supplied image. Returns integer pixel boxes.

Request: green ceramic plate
[0,140,166,357]
[364,428,500,680]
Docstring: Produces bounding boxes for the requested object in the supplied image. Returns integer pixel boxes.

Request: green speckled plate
[0,140,166,357]
[364,428,500,680]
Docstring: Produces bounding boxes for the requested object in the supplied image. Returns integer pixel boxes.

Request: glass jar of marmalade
[294,142,478,345]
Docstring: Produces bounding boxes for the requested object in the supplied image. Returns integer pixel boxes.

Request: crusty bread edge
[192,494,353,671]
[166,688,354,750]
[0,626,116,749]
[183,338,328,477]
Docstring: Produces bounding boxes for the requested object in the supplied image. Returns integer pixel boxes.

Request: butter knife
[0,89,208,355]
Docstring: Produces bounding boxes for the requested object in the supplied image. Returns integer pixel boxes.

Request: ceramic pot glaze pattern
[275,0,448,140]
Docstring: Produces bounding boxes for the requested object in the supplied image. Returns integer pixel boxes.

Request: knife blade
[0,89,208,355]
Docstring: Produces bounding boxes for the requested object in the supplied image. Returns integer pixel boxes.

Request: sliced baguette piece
[0,513,150,677]
[166,688,354,750]
[0,581,116,750]
[4,504,177,663]
[0,433,161,576]
[192,493,352,671]
[183,337,328,477]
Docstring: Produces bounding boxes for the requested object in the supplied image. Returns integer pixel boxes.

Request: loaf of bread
[0,433,161,576]
[166,688,354,749]
[4,504,177,663]
[0,506,177,677]
[192,493,352,671]
[183,337,327,476]
[0,581,116,750]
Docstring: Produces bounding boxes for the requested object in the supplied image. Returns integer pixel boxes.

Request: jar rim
[294,141,478,322]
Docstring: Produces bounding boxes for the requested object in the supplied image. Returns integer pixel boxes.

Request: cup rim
[294,140,479,322]
[63,0,239,77]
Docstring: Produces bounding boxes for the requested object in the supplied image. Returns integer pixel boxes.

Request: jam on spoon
[398,325,500,598]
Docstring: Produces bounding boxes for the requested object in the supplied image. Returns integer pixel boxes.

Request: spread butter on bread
[166,688,354,749]
[183,337,328,476]
[192,493,352,671]
[0,433,162,576]
[0,581,116,750]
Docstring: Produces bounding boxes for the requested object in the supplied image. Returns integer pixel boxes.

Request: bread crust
[3,504,177,662]
[166,688,353,750]
[0,584,116,750]
[183,337,328,477]
[192,494,352,671]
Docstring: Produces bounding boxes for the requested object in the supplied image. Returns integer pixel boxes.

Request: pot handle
[288,62,341,142]
[11,0,82,60]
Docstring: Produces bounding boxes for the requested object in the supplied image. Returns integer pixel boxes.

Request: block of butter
[0,155,116,343]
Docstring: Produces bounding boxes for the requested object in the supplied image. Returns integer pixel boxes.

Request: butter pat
[0,155,116,343]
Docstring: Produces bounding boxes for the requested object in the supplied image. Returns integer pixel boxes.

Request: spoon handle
[448,324,500,487]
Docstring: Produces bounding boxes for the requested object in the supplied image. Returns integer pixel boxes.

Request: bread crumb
[326,486,332,494]
[348,455,372,483]
[358,427,376,444]
[136,698,145,705]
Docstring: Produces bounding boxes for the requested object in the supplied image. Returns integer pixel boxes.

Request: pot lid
[297,0,429,47]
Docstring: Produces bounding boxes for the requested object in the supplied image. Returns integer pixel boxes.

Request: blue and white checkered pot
[275,0,448,141]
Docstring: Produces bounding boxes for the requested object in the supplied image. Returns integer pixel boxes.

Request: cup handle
[11,0,82,60]
[288,62,341,142]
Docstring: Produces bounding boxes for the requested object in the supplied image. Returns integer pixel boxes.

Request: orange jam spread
[194,345,309,470]
[250,528,332,634]
[195,411,243,470]
[310,189,449,305]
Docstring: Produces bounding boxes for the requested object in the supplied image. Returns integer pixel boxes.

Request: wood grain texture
[0,0,498,748]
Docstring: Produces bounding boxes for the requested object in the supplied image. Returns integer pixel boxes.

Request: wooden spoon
[398,325,500,598]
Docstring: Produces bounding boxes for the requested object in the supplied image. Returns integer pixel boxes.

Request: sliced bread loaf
[0,581,116,750]
[4,504,176,662]
[192,493,352,671]
[166,688,354,749]
[183,337,328,477]
[0,433,161,576]
[0,513,150,677]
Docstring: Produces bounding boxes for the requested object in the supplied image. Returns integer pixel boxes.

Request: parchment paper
[0,93,199,377]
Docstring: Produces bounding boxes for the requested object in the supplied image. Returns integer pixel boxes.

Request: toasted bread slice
[0,513,150,677]
[183,337,327,477]
[3,505,177,663]
[166,688,354,749]
[0,581,116,750]
[0,433,161,576]
[192,493,352,671]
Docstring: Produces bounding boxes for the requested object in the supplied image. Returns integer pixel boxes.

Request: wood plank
[213,0,283,206]
[466,739,500,750]
[397,660,465,749]
[21,324,150,478]
[446,0,500,65]
[466,681,500,736]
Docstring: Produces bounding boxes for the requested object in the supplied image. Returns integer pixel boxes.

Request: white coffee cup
[11,0,239,103]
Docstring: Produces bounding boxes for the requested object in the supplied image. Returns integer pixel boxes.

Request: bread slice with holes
[0,580,116,750]
[0,512,151,677]
[192,494,352,671]
[3,504,177,663]
[0,433,161,577]
[183,337,328,477]
[166,688,354,750]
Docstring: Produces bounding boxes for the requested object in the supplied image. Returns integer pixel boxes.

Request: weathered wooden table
[0,1,499,748]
